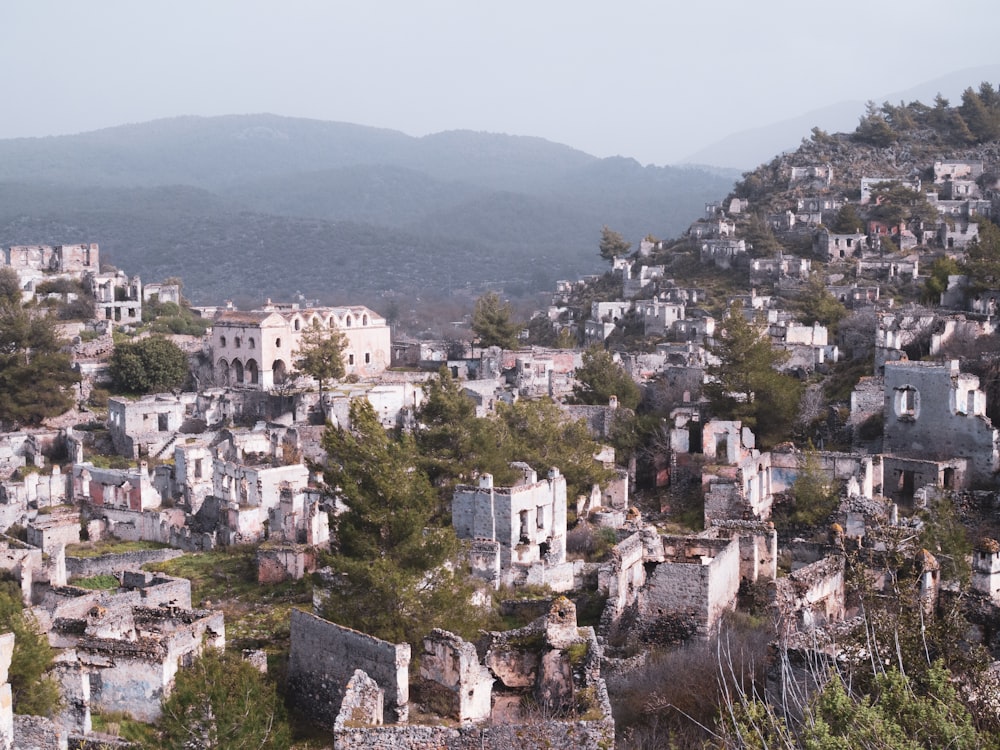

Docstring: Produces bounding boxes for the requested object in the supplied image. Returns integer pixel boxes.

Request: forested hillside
[0,116,737,307]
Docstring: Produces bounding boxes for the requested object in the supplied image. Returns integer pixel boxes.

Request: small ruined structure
[303,598,614,750]
[637,534,741,639]
[36,575,223,723]
[90,270,142,325]
[668,414,775,524]
[813,229,869,261]
[772,554,847,636]
[452,464,570,590]
[972,538,1000,604]
[418,629,494,723]
[73,462,162,513]
[107,394,192,459]
[1,243,99,276]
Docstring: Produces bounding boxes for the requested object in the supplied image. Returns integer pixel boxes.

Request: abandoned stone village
[3,150,1000,749]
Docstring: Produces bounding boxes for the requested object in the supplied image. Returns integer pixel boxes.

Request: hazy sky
[2,0,998,165]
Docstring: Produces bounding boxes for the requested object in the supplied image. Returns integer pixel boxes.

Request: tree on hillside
[109,336,189,394]
[830,204,864,234]
[294,320,346,400]
[853,100,897,146]
[0,583,61,716]
[493,399,614,500]
[572,346,641,410]
[795,273,847,330]
[924,256,962,303]
[156,648,290,750]
[0,268,21,308]
[965,218,1000,290]
[320,399,485,644]
[415,369,612,502]
[705,303,801,447]
[867,181,938,228]
[471,291,520,350]
[959,83,1000,143]
[415,367,504,492]
[599,225,631,261]
[741,214,782,257]
[0,303,80,429]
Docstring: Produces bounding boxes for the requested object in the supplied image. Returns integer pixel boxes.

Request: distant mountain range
[0,116,738,308]
[682,65,1000,169]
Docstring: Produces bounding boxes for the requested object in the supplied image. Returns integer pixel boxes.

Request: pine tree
[572,346,641,409]
[294,320,346,399]
[0,584,61,716]
[157,649,290,750]
[0,302,80,429]
[471,292,520,349]
[706,303,801,447]
[599,225,631,261]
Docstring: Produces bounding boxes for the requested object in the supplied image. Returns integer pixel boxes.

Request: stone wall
[333,709,615,750]
[639,535,740,636]
[883,360,999,483]
[288,609,410,727]
[707,521,778,583]
[66,548,183,579]
[774,555,846,635]
[598,529,654,625]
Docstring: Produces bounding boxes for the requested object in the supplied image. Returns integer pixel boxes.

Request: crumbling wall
[883,360,999,484]
[707,520,778,583]
[638,536,740,637]
[773,555,846,635]
[333,709,615,750]
[419,630,493,723]
[288,609,410,727]
[120,571,191,609]
[66,548,183,579]
[598,530,654,626]
[255,544,316,583]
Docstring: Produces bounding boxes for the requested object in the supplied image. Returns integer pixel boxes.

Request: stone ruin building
[288,598,614,750]
[882,359,999,502]
[452,464,573,591]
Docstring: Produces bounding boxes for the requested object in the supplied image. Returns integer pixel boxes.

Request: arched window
[345,315,353,327]
[248,337,255,349]
[220,335,227,347]
[294,318,301,331]
[275,337,282,348]
[362,314,369,326]
[235,336,242,349]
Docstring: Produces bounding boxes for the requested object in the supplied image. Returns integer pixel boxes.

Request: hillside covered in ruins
[3,84,1000,748]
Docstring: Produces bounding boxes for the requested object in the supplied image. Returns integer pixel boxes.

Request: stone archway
[217,358,230,386]
[246,359,260,386]
[273,359,288,385]
[233,359,244,384]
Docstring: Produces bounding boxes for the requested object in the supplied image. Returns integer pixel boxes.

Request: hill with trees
[0,116,737,309]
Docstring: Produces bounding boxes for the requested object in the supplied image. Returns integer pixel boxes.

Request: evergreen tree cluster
[852,81,1000,146]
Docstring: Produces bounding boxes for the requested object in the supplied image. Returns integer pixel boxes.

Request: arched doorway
[233,359,244,384]
[217,358,230,386]
[273,359,288,385]
[246,359,259,386]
